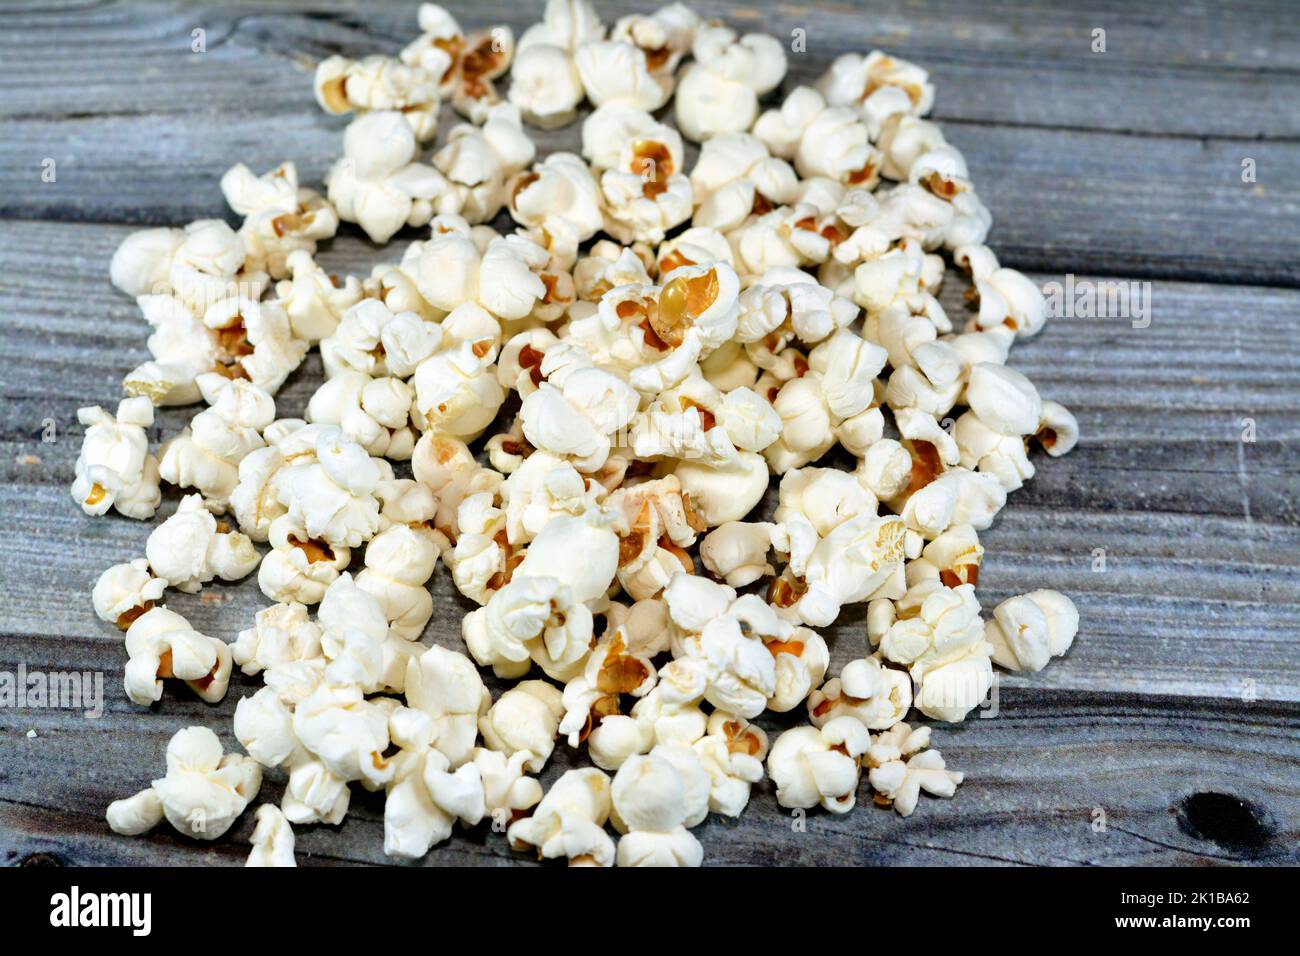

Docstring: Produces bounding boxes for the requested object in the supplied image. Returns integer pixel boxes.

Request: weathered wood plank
[1,689,1296,866]
[1,3,1298,284]
[3,0,1299,138]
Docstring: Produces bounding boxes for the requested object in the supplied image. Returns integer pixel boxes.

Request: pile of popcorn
[81,1,1081,867]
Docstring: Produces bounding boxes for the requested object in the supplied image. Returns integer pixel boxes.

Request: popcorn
[479,680,565,772]
[145,494,259,593]
[327,112,447,243]
[674,24,786,142]
[432,105,536,223]
[221,162,339,280]
[201,296,309,395]
[608,3,699,90]
[508,767,615,866]
[599,120,692,244]
[509,42,586,129]
[576,41,669,112]
[84,18,1090,865]
[355,523,440,640]
[123,607,233,706]
[692,711,767,817]
[985,589,1080,673]
[405,644,492,768]
[258,514,352,605]
[92,559,166,630]
[275,427,386,549]
[315,54,441,141]
[273,250,362,343]
[610,752,704,866]
[107,727,261,840]
[246,804,296,867]
[463,575,594,680]
[231,601,323,677]
[110,226,185,298]
[558,627,657,766]
[71,398,161,520]
[307,370,418,460]
[767,716,870,814]
[472,747,543,825]
[158,374,275,509]
[808,656,912,731]
[865,722,963,817]
[382,717,486,859]
[879,582,993,722]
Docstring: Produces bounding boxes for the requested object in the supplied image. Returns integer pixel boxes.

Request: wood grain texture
[0,0,1297,867]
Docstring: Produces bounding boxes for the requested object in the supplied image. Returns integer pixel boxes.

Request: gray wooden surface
[1,0,1297,867]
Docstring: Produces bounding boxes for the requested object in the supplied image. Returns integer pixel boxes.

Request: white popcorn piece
[404,644,491,768]
[92,559,166,631]
[674,24,786,143]
[221,162,339,280]
[767,716,870,814]
[275,426,385,549]
[519,346,639,472]
[107,727,261,840]
[865,722,963,817]
[145,494,260,593]
[576,40,669,112]
[879,582,993,722]
[382,717,486,859]
[672,450,770,526]
[472,747,543,826]
[611,752,704,867]
[315,53,442,141]
[508,767,615,866]
[327,112,447,243]
[123,295,222,407]
[1036,399,1080,457]
[166,219,261,317]
[231,601,323,677]
[700,521,775,587]
[432,105,536,223]
[273,250,362,343]
[965,363,1044,437]
[201,296,308,395]
[258,514,352,605]
[354,523,440,641]
[558,627,656,763]
[123,606,233,706]
[692,711,767,817]
[158,374,275,510]
[985,589,1080,673]
[509,42,585,129]
[307,370,417,461]
[607,475,705,599]
[110,226,185,298]
[808,656,912,731]
[246,804,296,867]
[629,657,709,747]
[769,513,907,627]
[956,245,1048,338]
[72,398,161,520]
[820,51,934,133]
[315,572,393,693]
[608,3,699,89]
[600,121,692,244]
[413,340,506,442]
[292,683,394,787]
[463,575,594,681]
[479,680,565,773]
[508,152,605,247]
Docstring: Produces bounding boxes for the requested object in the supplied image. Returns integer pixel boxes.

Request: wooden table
[1,0,1296,867]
